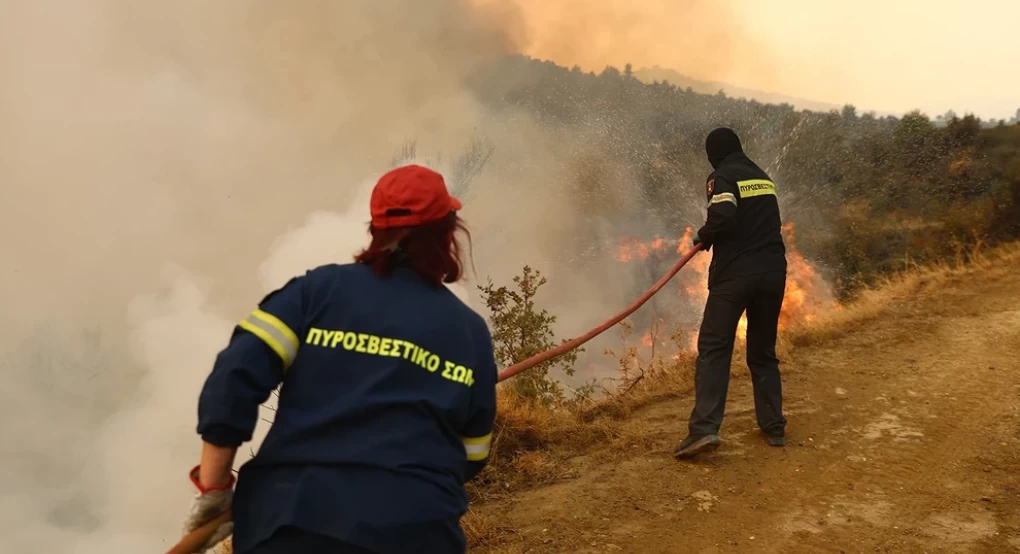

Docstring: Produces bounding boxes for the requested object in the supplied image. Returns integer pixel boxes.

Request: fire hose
[166,245,703,554]
[497,244,702,382]
[166,509,233,554]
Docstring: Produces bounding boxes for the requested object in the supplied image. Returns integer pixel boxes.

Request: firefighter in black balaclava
[674,127,789,459]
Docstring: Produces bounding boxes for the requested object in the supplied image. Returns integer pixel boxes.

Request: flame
[616,235,669,262]
[615,222,835,355]
[777,222,827,332]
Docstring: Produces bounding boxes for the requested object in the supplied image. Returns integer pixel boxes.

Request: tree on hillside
[947,114,982,147]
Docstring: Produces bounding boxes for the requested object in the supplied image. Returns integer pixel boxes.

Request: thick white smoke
[0,1,658,552]
[0,1,507,551]
[258,173,474,306]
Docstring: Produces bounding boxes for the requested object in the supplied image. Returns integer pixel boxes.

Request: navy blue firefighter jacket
[196,263,498,554]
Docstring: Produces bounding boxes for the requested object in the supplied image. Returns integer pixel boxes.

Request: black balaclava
[705,127,743,169]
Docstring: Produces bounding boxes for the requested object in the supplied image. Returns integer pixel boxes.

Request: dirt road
[474,262,1020,553]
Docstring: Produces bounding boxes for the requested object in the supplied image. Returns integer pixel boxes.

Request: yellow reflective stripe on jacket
[736,179,777,198]
[709,192,737,206]
[238,309,300,367]
[463,433,492,462]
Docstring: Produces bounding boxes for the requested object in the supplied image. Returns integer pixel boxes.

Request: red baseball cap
[370,164,462,229]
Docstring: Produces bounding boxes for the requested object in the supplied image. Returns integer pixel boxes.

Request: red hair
[354,212,472,286]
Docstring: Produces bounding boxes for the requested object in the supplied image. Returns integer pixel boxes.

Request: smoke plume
[472,0,779,89]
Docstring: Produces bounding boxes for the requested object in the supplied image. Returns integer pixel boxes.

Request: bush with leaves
[478,266,584,405]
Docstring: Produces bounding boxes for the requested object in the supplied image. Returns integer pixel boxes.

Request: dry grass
[594,350,698,415]
[468,386,620,500]
[788,241,1020,347]
[461,507,522,550]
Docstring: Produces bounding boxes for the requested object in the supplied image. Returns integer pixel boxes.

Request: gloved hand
[693,233,711,252]
[182,465,235,553]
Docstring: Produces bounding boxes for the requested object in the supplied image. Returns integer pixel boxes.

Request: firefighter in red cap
[179,164,498,554]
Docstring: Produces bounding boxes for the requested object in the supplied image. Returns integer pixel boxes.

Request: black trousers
[688,271,788,437]
[243,526,378,554]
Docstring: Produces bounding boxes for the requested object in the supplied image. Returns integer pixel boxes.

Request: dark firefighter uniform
[196,262,497,553]
[677,127,788,457]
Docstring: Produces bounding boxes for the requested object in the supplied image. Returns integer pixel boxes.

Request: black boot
[673,434,720,459]
[762,430,785,447]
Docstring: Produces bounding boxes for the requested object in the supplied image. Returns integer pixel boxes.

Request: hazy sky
[493,0,1020,120]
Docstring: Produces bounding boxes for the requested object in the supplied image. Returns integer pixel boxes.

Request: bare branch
[390,138,417,168]
[450,134,495,196]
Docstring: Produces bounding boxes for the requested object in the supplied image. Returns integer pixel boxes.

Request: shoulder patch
[706,178,715,196]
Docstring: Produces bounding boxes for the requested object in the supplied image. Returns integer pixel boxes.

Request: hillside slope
[473,255,1020,553]
[632,66,845,114]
